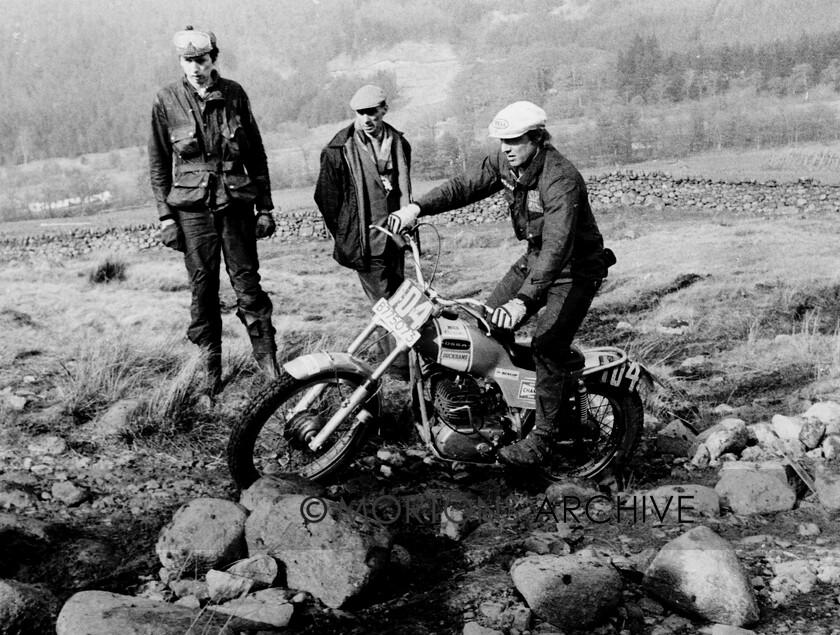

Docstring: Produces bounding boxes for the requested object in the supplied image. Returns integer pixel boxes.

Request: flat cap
[350,84,387,110]
[488,101,547,139]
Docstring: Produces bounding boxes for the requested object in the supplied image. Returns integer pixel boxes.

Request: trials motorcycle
[227,224,653,488]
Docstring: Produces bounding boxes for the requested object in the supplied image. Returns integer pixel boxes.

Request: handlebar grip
[390,230,408,251]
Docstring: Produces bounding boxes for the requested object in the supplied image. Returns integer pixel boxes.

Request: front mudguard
[283,351,376,381]
[283,351,383,423]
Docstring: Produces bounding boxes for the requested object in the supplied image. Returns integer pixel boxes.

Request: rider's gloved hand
[255,211,276,239]
[490,298,527,330]
[387,203,420,234]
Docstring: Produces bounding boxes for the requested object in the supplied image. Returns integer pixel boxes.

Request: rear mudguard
[284,352,375,381]
[583,346,655,394]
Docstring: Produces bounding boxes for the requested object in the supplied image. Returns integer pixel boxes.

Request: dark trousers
[357,241,408,372]
[177,206,272,349]
[487,252,602,436]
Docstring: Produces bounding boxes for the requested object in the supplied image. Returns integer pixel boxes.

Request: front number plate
[371,279,433,348]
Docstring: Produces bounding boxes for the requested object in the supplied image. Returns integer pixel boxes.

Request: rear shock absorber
[576,378,590,430]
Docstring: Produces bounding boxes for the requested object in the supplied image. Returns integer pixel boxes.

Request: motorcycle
[227,223,653,489]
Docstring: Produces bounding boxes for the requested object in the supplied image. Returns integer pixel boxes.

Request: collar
[510,147,547,188]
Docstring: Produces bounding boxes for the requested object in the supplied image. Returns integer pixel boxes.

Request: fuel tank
[415,315,512,377]
[416,315,538,410]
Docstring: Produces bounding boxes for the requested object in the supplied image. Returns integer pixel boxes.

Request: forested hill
[3,0,840,168]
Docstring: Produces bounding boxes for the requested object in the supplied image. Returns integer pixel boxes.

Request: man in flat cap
[149,26,280,402]
[388,101,615,466]
[315,84,412,379]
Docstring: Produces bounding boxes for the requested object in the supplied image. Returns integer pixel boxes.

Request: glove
[386,203,420,234]
[490,299,527,330]
[255,212,276,239]
[160,220,186,253]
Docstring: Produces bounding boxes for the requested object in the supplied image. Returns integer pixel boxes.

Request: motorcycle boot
[238,310,281,380]
[498,370,572,467]
[195,343,223,409]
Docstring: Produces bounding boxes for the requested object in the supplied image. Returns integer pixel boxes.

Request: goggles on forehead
[173,29,213,56]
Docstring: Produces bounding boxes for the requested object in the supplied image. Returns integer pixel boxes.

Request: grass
[88,257,127,284]
[3,193,840,467]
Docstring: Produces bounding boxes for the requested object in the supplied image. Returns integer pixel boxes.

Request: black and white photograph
[2,1,840,633]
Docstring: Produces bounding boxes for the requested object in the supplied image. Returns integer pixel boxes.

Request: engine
[430,374,509,462]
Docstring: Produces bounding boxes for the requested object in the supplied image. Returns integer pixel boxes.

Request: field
[3,158,840,632]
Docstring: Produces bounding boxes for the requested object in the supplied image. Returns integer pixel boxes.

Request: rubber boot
[241,314,281,380]
[196,343,222,410]
[498,372,570,467]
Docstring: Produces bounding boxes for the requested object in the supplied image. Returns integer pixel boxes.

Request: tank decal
[434,318,473,372]
[517,379,536,401]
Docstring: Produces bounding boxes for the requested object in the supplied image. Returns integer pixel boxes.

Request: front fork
[307,323,411,451]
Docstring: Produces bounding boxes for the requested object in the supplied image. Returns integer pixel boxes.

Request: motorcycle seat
[504,337,585,374]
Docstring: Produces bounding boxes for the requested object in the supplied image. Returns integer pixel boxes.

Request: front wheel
[541,383,643,482]
[227,370,379,489]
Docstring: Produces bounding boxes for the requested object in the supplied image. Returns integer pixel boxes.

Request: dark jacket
[314,123,411,270]
[149,74,273,220]
[417,143,611,307]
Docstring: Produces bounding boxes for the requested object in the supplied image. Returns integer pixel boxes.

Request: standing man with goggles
[149,26,280,399]
[388,101,615,466]
[315,84,412,379]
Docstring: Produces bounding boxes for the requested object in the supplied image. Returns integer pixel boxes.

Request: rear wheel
[227,370,379,489]
[541,383,643,481]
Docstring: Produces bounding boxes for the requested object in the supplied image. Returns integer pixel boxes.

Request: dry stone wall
[2,171,839,262]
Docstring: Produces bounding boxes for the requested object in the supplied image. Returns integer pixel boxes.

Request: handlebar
[369,222,495,335]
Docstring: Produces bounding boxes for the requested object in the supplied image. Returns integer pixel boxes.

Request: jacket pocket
[222,113,249,160]
[166,172,209,209]
[170,124,201,160]
[223,172,259,203]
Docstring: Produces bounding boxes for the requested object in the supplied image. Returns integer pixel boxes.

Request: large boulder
[239,474,325,512]
[714,464,796,515]
[156,498,248,576]
[207,588,295,630]
[509,551,623,631]
[0,579,59,634]
[657,420,698,456]
[56,590,234,635]
[245,494,392,608]
[644,526,759,627]
[639,483,720,522]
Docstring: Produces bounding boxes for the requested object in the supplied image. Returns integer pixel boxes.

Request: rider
[387,101,614,466]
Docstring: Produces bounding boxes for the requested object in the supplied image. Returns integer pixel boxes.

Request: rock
[225,554,277,589]
[771,414,804,441]
[27,435,67,455]
[657,420,698,456]
[510,552,623,631]
[747,422,779,448]
[0,579,59,634]
[239,475,325,512]
[245,494,391,608]
[206,569,253,603]
[797,522,820,536]
[544,478,601,505]
[207,588,295,630]
[714,465,796,515]
[51,481,90,506]
[156,498,248,576]
[712,404,737,416]
[699,625,758,635]
[0,512,52,545]
[814,461,840,510]
[822,435,840,459]
[56,590,235,634]
[704,419,750,460]
[643,526,759,626]
[78,398,141,439]
[0,486,35,510]
[771,560,817,593]
[691,444,711,467]
[798,418,826,450]
[463,623,504,635]
[802,401,840,434]
[168,579,209,601]
[639,484,720,521]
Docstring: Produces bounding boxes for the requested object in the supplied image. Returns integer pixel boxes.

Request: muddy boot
[498,427,553,466]
[241,314,281,380]
[197,344,222,409]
